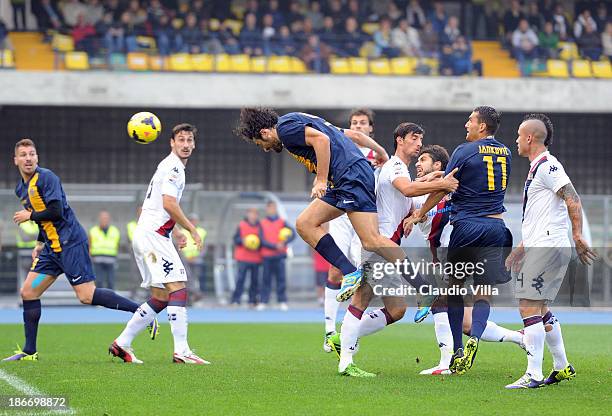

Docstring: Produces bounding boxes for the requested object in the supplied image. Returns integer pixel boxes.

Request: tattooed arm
[556,183,597,265]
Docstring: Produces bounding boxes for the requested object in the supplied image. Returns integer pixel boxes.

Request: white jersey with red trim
[138,152,186,237]
[412,194,452,248]
[376,156,412,238]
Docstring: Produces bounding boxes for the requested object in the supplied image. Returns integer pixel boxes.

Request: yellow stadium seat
[215,54,231,72]
[349,57,368,74]
[268,56,291,73]
[1,49,15,68]
[223,19,243,36]
[390,57,416,75]
[136,36,157,50]
[127,52,149,71]
[558,42,579,61]
[191,54,214,71]
[591,60,612,78]
[230,54,251,72]
[571,60,592,78]
[359,41,377,57]
[290,57,307,73]
[330,57,350,74]
[546,59,569,78]
[64,51,89,70]
[361,22,380,35]
[172,18,184,29]
[149,55,166,71]
[168,53,193,71]
[52,33,74,52]
[369,58,391,75]
[250,56,267,72]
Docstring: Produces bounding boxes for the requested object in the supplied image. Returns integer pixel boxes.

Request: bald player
[505,114,596,389]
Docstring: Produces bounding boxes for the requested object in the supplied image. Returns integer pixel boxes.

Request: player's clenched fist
[311,179,327,199]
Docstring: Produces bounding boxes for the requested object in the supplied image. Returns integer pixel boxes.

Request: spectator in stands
[177,13,202,53]
[370,0,393,20]
[539,21,560,59]
[574,9,597,40]
[305,1,324,31]
[191,0,212,21]
[577,22,602,60]
[387,2,403,25]
[373,15,400,58]
[61,0,87,28]
[147,0,166,24]
[72,13,96,55]
[126,0,147,27]
[239,12,263,56]
[449,35,475,76]
[338,16,365,57]
[217,20,241,54]
[272,25,296,56]
[420,20,439,58]
[512,18,539,76]
[325,0,344,31]
[152,13,173,56]
[262,13,276,56]
[102,11,124,55]
[441,15,461,45]
[264,0,285,29]
[11,0,27,30]
[294,17,316,48]
[429,1,448,36]
[243,0,260,20]
[300,34,331,73]
[594,2,609,34]
[33,0,63,34]
[406,0,426,30]
[503,0,525,44]
[200,18,224,55]
[526,2,544,32]
[286,1,304,27]
[318,16,338,52]
[105,0,123,22]
[84,0,104,26]
[347,0,366,25]
[603,22,612,62]
[121,11,141,53]
[392,18,421,57]
[551,3,570,41]
[439,42,454,75]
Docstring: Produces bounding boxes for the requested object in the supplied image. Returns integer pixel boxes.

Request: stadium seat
[64,51,89,70]
[230,54,251,72]
[268,56,292,73]
[361,22,380,35]
[369,58,391,75]
[290,57,307,73]
[359,41,377,57]
[250,56,267,73]
[135,36,157,51]
[0,49,15,68]
[52,33,74,52]
[422,58,439,75]
[109,53,127,70]
[215,54,231,72]
[127,52,149,71]
[349,57,368,74]
[390,57,416,75]
[330,57,350,74]
[223,19,243,36]
[591,60,612,78]
[558,42,579,61]
[191,54,214,71]
[169,53,193,71]
[149,55,166,71]
[572,60,592,78]
[546,59,570,78]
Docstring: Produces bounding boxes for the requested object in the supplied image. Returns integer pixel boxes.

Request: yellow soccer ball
[243,234,260,250]
[128,111,162,144]
[279,227,293,242]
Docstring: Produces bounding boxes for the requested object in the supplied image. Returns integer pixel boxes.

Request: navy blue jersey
[276,112,368,184]
[15,167,88,253]
[445,137,511,223]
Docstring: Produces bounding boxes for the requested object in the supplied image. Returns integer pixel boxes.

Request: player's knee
[20,287,38,301]
[295,215,308,238]
[77,292,93,305]
[518,304,540,317]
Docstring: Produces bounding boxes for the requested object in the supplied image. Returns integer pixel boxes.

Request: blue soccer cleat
[414,294,437,323]
[336,264,371,302]
[505,373,545,389]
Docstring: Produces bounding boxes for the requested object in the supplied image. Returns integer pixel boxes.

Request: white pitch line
[0,369,75,415]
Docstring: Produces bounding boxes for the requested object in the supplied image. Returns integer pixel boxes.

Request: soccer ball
[243,234,260,250]
[279,227,293,242]
[128,112,162,144]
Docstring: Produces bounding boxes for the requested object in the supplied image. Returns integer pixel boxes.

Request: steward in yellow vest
[89,211,120,289]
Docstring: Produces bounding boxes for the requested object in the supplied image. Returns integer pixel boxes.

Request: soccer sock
[481,321,523,345]
[324,279,341,334]
[358,307,395,338]
[116,298,167,347]
[447,294,464,351]
[167,288,190,354]
[314,234,357,276]
[92,288,139,313]
[22,299,41,355]
[470,299,491,339]
[523,315,545,380]
[432,307,453,368]
[543,312,569,370]
[339,304,362,372]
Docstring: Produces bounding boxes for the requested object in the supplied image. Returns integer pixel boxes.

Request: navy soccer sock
[92,288,139,312]
[314,234,357,276]
[23,299,41,355]
[447,294,465,351]
[470,299,491,339]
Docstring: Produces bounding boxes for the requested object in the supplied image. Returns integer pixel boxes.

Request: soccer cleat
[323,331,336,353]
[454,336,479,375]
[173,351,211,365]
[419,365,452,375]
[505,373,545,389]
[109,341,143,364]
[2,345,38,361]
[326,332,342,360]
[147,317,159,340]
[544,364,576,385]
[340,363,376,378]
[449,348,463,373]
[414,294,437,323]
[336,263,371,302]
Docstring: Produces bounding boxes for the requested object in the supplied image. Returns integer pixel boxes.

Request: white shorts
[133,228,187,289]
[514,246,571,301]
[329,214,361,266]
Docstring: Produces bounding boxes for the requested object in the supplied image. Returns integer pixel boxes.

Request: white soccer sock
[546,320,569,370]
[116,302,156,347]
[481,321,523,344]
[324,287,341,334]
[168,306,190,354]
[358,308,389,338]
[433,312,453,368]
[523,319,546,380]
[339,306,362,372]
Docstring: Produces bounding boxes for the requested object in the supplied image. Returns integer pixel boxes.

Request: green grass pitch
[0,323,609,415]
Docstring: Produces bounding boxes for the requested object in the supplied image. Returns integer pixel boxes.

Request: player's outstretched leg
[505,315,546,389]
[2,300,41,362]
[335,303,375,377]
[542,310,575,385]
[168,288,210,365]
[480,321,525,350]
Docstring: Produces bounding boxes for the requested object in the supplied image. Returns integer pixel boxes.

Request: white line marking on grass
[0,369,75,415]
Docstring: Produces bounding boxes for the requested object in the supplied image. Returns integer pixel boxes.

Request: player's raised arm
[556,183,597,264]
[304,126,331,199]
[392,169,458,198]
[343,129,389,165]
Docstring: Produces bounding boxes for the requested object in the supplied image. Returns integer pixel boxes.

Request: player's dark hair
[393,122,424,151]
[419,145,450,171]
[523,113,554,147]
[171,123,197,140]
[235,107,279,142]
[14,138,36,154]
[473,105,500,135]
[349,108,375,127]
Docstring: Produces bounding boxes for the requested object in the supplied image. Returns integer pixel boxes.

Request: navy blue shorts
[31,241,96,286]
[447,217,513,285]
[321,159,377,213]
